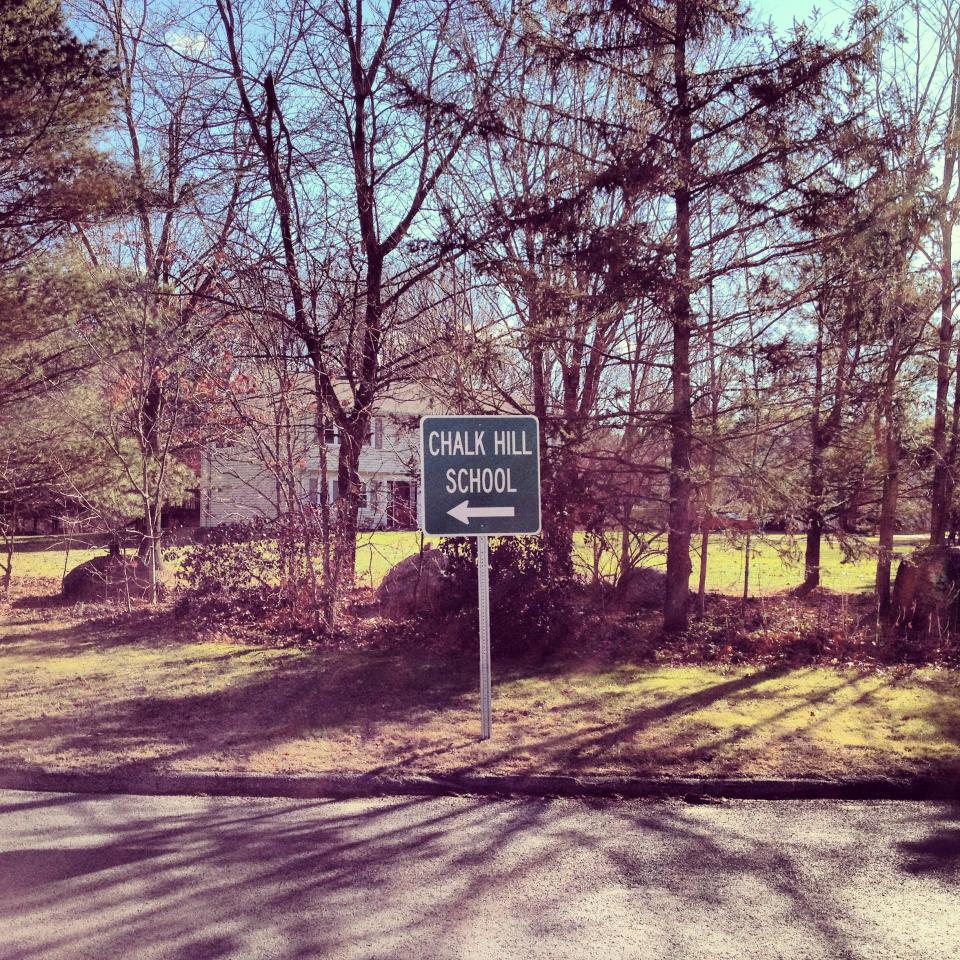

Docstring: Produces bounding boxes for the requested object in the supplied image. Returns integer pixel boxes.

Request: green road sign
[420,415,541,536]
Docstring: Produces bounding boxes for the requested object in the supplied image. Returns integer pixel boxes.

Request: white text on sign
[427,429,534,458]
[445,467,518,495]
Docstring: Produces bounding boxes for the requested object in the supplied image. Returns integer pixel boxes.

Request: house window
[323,419,381,448]
[386,480,416,528]
[307,478,336,506]
[325,479,369,507]
[362,419,383,447]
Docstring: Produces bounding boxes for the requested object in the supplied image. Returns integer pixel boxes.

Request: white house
[199,385,436,529]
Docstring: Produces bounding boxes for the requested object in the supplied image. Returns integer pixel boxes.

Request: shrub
[438,537,581,655]
[176,518,281,596]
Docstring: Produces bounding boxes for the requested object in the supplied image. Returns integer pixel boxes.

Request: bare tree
[70,0,242,599]
[212,0,506,605]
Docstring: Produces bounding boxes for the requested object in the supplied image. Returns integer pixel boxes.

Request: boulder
[891,546,960,630]
[62,552,153,603]
[618,566,668,609]
[377,546,451,619]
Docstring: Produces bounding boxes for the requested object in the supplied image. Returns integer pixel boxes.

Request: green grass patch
[12,531,926,597]
[9,546,115,580]
[0,608,956,781]
[354,532,442,588]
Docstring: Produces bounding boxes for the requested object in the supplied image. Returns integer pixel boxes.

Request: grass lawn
[0,599,956,782]
[10,531,927,597]
[9,544,110,580]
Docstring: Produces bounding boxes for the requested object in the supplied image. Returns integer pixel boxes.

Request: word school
[426,428,534,458]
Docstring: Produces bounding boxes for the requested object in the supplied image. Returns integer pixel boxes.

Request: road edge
[0,766,957,801]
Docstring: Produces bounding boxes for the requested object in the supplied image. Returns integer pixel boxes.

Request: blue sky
[752,0,852,33]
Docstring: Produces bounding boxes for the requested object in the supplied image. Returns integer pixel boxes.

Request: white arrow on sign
[447,500,516,525]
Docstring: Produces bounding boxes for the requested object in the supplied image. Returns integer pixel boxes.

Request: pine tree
[0,0,119,265]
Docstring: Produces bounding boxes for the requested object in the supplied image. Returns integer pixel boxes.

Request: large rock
[377,546,451,619]
[891,546,960,630]
[62,552,153,603]
[618,566,668,609]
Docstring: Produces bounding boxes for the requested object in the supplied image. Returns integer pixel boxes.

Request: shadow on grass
[425,663,857,778]
[0,610,192,653]
[2,610,958,780]
[9,592,72,613]
[0,614,487,769]
[0,612,797,776]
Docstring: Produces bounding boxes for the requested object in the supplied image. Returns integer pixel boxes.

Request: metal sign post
[420,415,541,741]
[477,535,492,739]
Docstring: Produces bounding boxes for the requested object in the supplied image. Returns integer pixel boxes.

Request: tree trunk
[799,312,828,594]
[696,525,710,617]
[1,524,13,600]
[138,514,162,605]
[665,298,694,628]
[619,518,633,584]
[315,400,334,628]
[876,363,899,614]
[875,465,898,614]
[802,442,824,593]
[930,211,955,545]
[697,227,718,619]
[541,445,576,576]
[664,0,693,632]
[742,532,751,604]
[332,413,371,588]
[943,322,960,545]
[929,25,960,543]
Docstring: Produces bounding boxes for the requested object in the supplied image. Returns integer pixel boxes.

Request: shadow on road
[898,803,960,877]
[0,845,161,895]
[0,793,956,960]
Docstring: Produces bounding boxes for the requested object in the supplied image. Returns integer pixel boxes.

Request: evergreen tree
[0,0,119,265]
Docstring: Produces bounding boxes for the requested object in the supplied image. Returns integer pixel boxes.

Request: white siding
[201,411,425,528]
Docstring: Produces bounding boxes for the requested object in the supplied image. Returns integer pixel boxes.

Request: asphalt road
[0,790,956,960]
